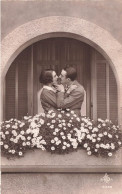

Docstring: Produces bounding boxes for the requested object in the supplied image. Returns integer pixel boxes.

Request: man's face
[60,70,67,85]
[52,71,58,85]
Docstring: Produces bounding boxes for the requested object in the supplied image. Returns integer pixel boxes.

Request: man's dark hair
[39,69,53,85]
[64,66,77,81]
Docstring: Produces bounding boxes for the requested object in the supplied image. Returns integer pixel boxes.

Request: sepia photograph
[1,0,122,193]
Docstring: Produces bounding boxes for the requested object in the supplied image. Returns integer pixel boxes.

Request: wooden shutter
[18,61,28,119]
[91,50,118,123]
[97,62,107,119]
[109,67,118,123]
[5,48,29,120]
[5,64,16,120]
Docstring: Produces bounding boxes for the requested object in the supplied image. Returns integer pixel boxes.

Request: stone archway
[1,16,122,125]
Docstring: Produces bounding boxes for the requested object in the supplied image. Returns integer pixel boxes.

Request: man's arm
[56,88,84,109]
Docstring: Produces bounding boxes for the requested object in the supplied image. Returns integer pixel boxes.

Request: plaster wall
[2,173,122,194]
[1,0,122,44]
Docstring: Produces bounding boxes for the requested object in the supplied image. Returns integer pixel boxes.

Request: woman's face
[52,71,58,85]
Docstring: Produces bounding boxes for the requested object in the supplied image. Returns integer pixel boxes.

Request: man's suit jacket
[57,80,84,116]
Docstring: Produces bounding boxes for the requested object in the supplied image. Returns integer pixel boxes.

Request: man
[57,66,85,116]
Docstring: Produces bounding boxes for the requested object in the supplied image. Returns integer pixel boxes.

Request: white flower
[21,136,26,141]
[95,149,98,152]
[26,128,31,134]
[11,150,15,154]
[52,120,56,123]
[106,144,110,149]
[58,124,62,128]
[89,126,92,130]
[26,142,30,146]
[87,147,90,151]
[76,118,80,122]
[81,123,85,127]
[27,136,31,140]
[94,127,98,132]
[4,144,9,149]
[97,137,101,141]
[12,125,18,129]
[10,137,14,141]
[6,124,10,128]
[51,140,55,144]
[63,142,67,145]
[67,144,70,147]
[53,132,56,135]
[92,139,96,143]
[116,135,119,138]
[67,133,71,138]
[84,143,88,148]
[111,145,115,150]
[71,111,75,114]
[63,127,66,130]
[87,151,92,155]
[0,142,3,145]
[51,146,55,151]
[98,125,101,129]
[103,132,107,136]
[22,142,26,146]
[98,133,103,137]
[62,123,66,126]
[54,137,58,141]
[92,134,97,137]
[118,141,121,145]
[19,123,25,128]
[19,151,23,156]
[62,136,66,139]
[51,113,56,118]
[14,139,18,143]
[12,130,16,134]
[108,152,112,157]
[67,123,71,127]
[50,125,54,129]
[20,130,25,135]
[47,123,50,126]
[58,114,62,118]
[102,123,106,127]
[96,144,100,148]
[5,131,9,135]
[62,146,66,149]
[108,134,112,138]
[39,119,44,125]
[24,116,29,120]
[66,113,70,117]
[87,135,91,139]
[100,143,106,148]
[60,132,64,136]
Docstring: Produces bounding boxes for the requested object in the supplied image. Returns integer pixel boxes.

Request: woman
[39,69,60,113]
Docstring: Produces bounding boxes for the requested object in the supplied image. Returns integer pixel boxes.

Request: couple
[39,66,85,117]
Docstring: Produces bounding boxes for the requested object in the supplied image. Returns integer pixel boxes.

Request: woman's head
[39,69,58,85]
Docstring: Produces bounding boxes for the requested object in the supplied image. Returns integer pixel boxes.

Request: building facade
[1,0,122,194]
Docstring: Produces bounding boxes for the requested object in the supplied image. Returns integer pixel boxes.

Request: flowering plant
[80,118,122,157]
[0,109,122,158]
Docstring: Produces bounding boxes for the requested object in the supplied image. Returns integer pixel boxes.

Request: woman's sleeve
[41,90,57,108]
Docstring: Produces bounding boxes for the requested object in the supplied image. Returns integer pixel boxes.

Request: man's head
[39,69,58,85]
[60,66,77,85]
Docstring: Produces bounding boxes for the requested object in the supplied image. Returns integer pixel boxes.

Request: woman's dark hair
[39,69,53,85]
[64,66,77,81]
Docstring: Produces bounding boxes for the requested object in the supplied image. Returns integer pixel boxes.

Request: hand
[56,84,65,92]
